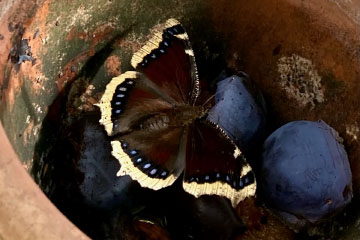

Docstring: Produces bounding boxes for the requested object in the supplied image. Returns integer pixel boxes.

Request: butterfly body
[139,105,207,131]
[97,19,256,207]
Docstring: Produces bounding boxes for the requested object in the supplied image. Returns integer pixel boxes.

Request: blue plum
[77,121,137,209]
[261,120,352,227]
[207,73,266,151]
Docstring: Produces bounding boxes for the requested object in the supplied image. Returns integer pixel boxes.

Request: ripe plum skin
[207,74,266,151]
[261,120,352,225]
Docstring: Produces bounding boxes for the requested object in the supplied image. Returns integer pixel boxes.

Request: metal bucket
[0,0,359,239]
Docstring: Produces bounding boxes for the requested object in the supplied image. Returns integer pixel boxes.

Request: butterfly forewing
[183,120,256,207]
[131,19,200,105]
[97,71,174,136]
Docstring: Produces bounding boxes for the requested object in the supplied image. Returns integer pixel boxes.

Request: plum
[261,120,352,228]
[207,73,266,152]
[77,119,155,211]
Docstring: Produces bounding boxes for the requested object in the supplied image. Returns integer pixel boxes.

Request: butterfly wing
[183,120,257,207]
[97,19,200,190]
[111,126,187,190]
[96,71,188,190]
[131,18,200,105]
[97,71,180,136]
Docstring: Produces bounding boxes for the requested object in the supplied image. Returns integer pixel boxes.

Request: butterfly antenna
[201,93,216,108]
[201,78,235,108]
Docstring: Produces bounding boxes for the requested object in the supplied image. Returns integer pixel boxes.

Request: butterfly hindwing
[111,126,187,190]
[183,120,257,207]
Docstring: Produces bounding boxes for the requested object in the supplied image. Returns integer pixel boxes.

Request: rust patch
[66,23,115,46]
[0,0,50,109]
[56,52,88,92]
[105,55,121,77]
[59,23,118,92]
[91,24,115,46]
[0,1,27,86]
[20,0,51,93]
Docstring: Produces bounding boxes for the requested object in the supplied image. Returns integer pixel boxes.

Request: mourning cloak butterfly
[96,19,256,207]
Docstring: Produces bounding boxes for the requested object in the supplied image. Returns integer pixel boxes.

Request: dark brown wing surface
[131,18,199,105]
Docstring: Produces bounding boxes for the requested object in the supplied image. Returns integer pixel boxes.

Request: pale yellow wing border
[111,140,179,190]
[182,163,257,207]
[95,71,139,136]
[131,18,191,68]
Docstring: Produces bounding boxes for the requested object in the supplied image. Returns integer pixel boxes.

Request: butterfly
[96,19,256,207]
